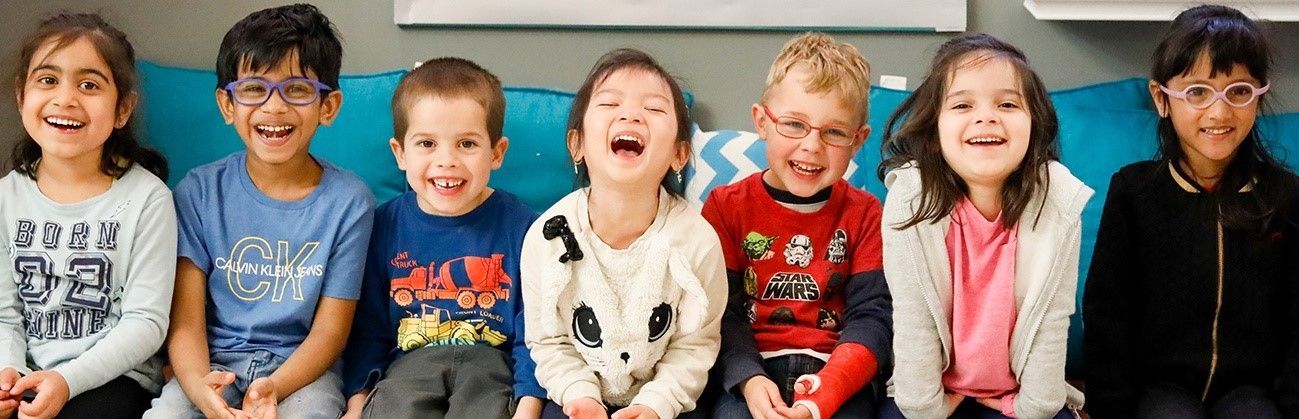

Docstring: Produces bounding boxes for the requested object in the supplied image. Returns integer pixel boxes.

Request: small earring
[676,169,684,184]
[573,163,579,175]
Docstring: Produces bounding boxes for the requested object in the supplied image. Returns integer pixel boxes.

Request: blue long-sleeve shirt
[343,190,544,400]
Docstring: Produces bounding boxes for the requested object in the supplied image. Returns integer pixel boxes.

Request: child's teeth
[257,125,292,132]
[45,117,83,127]
[434,179,464,189]
[1203,128,1230,135]
[791,162,822,173]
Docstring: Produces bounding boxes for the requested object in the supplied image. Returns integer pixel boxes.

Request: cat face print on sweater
[538,229,710,403]
[568,296,678,397]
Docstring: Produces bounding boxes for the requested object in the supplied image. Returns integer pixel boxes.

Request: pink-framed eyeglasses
[1158,82,1269,109]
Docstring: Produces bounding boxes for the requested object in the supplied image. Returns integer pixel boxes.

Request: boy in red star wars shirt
[702,32,892,419]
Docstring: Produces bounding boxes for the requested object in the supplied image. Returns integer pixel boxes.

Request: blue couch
[136,61,1299,376]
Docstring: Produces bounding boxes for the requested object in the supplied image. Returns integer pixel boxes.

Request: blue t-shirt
[342,190,543,400]
[175,152,375,358]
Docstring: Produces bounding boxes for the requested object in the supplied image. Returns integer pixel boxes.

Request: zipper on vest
[1202,220,1224,401]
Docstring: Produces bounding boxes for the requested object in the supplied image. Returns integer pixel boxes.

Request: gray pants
[362,345,514,419]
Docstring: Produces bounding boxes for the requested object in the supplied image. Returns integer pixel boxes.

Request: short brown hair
[392,57,505,144]
[761,32,872,123]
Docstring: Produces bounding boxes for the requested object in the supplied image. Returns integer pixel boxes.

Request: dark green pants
[362,345,514,419]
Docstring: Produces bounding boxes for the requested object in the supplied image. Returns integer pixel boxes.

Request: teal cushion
[137,61,1299,376]
[136,61,671,212]
[137,61,409,203]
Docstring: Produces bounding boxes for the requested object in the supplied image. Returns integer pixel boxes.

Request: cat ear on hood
[539,247,577,336]
[666,250,709,335]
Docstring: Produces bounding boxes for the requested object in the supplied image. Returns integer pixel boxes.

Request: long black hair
[11,12,167,180]
[1151,4,1296,231]
[566,48,692,197]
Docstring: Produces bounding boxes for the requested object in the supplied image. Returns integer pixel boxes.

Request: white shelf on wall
[1023,0,1299,21]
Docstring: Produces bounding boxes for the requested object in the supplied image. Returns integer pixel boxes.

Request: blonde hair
[761,32,872,123]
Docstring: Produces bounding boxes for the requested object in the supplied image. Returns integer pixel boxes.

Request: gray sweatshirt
[0,165,177,397]
[881,162,1089,419]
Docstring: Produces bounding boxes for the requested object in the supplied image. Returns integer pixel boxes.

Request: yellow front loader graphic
[396,305,507,351]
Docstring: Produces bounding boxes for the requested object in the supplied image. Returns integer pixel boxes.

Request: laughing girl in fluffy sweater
[520,49,726,419]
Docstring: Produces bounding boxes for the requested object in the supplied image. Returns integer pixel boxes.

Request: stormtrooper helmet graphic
[784,234,813,268]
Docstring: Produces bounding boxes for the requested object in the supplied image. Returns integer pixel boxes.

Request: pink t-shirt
[943,198,1020,416]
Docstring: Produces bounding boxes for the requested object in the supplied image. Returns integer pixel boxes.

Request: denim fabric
[142,349,345,419]
[712,354,879,419]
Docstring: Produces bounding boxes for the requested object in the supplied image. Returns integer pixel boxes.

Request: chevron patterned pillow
[684,128,870,207]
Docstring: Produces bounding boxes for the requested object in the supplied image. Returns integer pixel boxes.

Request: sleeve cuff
[559,380,602,406]
[722,362,767,393]
[630,391,678,419]
[346,368,383,396]
[49,365,89,398]
[514,382,547,401]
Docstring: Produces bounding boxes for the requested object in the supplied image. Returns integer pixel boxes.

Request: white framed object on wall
[394,0,967,32]
[1023,0,1299,21]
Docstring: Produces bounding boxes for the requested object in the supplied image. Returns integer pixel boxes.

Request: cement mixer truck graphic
[389,254,511,309]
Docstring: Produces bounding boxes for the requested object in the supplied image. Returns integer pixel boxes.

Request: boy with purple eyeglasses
[144,4,375,419]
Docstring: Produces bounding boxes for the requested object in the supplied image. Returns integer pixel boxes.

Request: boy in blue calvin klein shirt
[341,57,544,419]
[145,5,376,419]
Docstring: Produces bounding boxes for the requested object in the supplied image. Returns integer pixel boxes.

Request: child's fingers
[17,393,50,419]
[8,375,39,397]
[205,371,236,387]
[793,374,820,395]
[0,368,20,391]
[747,391,782,419]
[0,399,17,415]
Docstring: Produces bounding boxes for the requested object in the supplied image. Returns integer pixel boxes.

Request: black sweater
[1083,160,1299,418]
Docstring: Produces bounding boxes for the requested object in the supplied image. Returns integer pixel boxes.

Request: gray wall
[3,0,1297,167]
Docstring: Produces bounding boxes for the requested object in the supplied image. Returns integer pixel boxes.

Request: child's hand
[240,377,278,419]
[512,396,543,419]
[777,405,812,419]
[10,370,68,419]
[610,404,657,419]
[341,390,368,419]
[792,374,820,396]
[0,367,20,418]
[944,392,965,417]
[193,371,237,419]
[562,397,607,419]
[741,375,788,419]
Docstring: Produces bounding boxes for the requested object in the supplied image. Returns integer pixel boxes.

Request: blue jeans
[142,349,345,419]
[712,354,879,419]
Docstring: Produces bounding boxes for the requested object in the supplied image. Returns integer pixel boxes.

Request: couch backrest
[137,61,1299,375]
